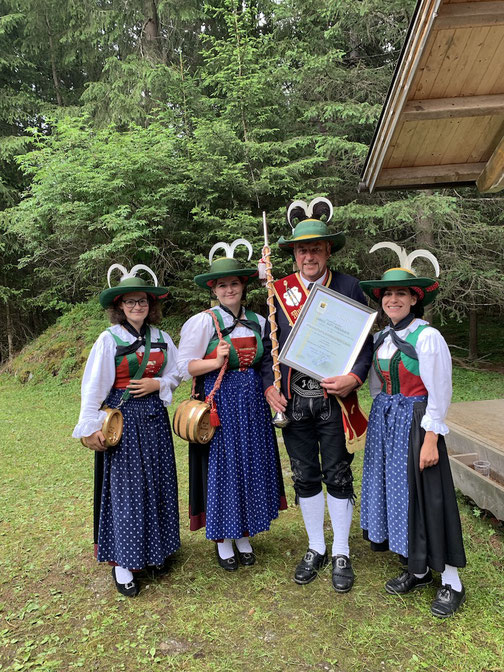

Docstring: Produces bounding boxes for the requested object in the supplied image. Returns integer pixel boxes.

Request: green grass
[1,368,503,672]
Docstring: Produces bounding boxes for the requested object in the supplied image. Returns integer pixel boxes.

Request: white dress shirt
[368,319,452,435]
[177,306,266,381]
[72,324,180,438]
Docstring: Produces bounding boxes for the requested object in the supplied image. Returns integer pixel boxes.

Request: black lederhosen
[282,393,354,500]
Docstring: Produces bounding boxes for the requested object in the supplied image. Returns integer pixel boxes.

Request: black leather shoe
[331,555,355,593]
[144,555,175,579]
[431,584,466,617]
[112,567,140,597]
[215,544,238,571]
[235,546,256,566]
[385,570,433,595]
[294,548,328,585]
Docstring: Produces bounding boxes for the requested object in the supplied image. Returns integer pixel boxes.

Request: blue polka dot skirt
[203,367,282,540]
[360,392,427,558]
[96,389,180,569]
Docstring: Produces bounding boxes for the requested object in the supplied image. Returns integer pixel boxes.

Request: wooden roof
[359,0,504,193]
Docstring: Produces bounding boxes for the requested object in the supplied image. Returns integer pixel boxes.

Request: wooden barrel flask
[173,398,216,444]
[80,406,124,448]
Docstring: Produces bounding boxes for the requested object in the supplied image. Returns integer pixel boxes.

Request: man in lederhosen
[262,198,372,593]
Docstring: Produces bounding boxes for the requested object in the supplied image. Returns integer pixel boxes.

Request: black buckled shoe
[215,544,238,571]
[385,570,433,595]
[294,548,328,585]
[236,547,256,566]
[112,567,140,597]
[331,555,355,593]
[431,584,466,618]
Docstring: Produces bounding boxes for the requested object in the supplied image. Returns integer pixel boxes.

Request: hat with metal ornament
[194,238,259,288]
[359,242,440,306]
[278,197,345,252]
[99,264,169,308]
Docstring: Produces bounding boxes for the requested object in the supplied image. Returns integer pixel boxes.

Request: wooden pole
[262,212,282,394]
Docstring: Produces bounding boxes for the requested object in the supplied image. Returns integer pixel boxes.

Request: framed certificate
[278,285,377,381]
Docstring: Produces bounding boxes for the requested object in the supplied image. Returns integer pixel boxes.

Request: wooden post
[416,191,434,324]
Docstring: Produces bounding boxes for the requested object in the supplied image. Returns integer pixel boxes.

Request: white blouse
[72,324,180,439]
[177,306,266,381]
[368,318,452,435]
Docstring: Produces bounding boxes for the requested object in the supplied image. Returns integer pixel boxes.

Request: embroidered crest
[283,284,302,307]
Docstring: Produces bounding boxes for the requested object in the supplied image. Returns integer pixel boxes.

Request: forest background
[0,0,503,366]
[1,3,504,671]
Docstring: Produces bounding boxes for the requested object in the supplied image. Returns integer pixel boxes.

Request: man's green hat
[194,239,258,288]
[278,197,345,252]
[99,264,169,308]
[359,243,440,306]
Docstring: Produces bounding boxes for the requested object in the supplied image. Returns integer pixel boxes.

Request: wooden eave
[359,0,504,194]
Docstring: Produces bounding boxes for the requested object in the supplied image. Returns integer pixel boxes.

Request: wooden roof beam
[404,94,504,121]
[435,1,504,30]
[477,133,504,193]
[376,163,486,188]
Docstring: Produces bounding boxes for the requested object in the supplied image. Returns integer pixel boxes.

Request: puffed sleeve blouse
[368,318,452,436]
[72,324,180,439]
[177,306,266,381]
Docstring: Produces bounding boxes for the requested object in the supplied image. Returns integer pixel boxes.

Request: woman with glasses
[73,264,181,597]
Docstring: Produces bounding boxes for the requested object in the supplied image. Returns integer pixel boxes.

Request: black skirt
[407,402,466,573]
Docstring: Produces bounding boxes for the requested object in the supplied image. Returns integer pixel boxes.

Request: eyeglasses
[122,298,149,308]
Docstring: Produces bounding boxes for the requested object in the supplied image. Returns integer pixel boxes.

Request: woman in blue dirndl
[177,240,287,570]
[73,264,181,596]
[359,243,466,617]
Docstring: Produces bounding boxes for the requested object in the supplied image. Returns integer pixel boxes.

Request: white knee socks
[412,565,462,591]
[216,539,235,560]
[235,537,253,553]
[298,491,326,555]
[115,566,134,584]
[327,493,353,557]
[441,564,462,591]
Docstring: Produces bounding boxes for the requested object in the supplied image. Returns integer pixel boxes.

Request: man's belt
[290,371,324,398]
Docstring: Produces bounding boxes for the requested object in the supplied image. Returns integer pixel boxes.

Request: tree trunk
[469,309,478,360]
[45,15,63,106]
[142,0,162,62]
[6,301,14,361]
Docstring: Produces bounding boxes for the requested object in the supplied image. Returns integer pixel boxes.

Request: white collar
[300,269,328,287]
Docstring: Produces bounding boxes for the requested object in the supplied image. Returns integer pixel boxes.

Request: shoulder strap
[243,309,263,365]
[405,324,429,347]
[107,327,129,347]
[120,328,152,403]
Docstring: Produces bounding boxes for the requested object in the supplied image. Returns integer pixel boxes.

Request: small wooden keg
[172,399,216,444]
[80,406,124,449]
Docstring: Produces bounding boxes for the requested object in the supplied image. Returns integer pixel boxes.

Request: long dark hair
[106,295,162,326]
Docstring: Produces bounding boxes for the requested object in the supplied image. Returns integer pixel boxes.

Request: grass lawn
[1,369,503,672]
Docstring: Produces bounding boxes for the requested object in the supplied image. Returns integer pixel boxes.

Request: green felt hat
[99,264,169,308]
[194,257,258,288]
[194,239,258,288]
[278,219,345,252]
[278,197,345,252]
[360,268,440,306]
[359,243,441,306]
